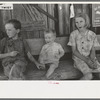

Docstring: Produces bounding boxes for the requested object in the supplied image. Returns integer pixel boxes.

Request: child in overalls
[0,19,44,80]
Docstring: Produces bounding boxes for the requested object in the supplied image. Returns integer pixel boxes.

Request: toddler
[39,29,65,79]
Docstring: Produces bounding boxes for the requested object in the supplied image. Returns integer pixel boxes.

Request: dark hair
[44,29,56,37]
[6,19,21,30]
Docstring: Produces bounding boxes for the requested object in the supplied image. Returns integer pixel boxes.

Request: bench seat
[24,60,83,80]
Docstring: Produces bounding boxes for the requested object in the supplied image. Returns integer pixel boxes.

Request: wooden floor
[0,59,100,80]
[24,60,83,80]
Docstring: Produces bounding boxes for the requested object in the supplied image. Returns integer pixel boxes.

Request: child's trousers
[3,60,27,80]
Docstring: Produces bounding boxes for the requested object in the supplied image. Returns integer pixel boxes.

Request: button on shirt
[68,30,100,57]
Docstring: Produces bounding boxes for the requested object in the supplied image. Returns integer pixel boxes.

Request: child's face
[5,23,19,38]
[44,33,55,43]
[75,17,86,31]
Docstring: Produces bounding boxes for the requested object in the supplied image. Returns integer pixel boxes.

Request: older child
[68,13,100,80]
[0,19,43,80]
[39,29,65,79]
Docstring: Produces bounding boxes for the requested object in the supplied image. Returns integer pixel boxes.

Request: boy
[39,29,65,79]
[0,19,43,80]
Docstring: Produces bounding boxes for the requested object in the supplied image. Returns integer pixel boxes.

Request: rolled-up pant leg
[3,64,13,77]
[4,61,27,80]
[9,61,27,80]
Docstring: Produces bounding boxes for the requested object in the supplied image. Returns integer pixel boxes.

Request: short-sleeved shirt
[67,30,100,74]
[39,42,64,64]
[0,37,31,66]
[68,30,100,56]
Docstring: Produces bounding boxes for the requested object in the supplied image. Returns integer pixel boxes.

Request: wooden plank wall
[58,4,70,36]
[1,4,100,55]
[26,35,100,55]
[0,4,71,39]
[26,37,71,55]
[70,4,90,32]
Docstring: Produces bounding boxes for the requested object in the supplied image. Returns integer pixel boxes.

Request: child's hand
[9,51,19,57]
[87,58,97,69]
[35,63,45,69]
[91,59,98,69]
[39,64,45,70]
[55,53,60,59]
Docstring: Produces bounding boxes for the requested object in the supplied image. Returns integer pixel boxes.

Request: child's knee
[81,73,93,80]
[10,65,22,78]
[86,73,93,79]
[50,62,59,69]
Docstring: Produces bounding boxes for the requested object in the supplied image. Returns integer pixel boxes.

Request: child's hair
[5,19,21,30]
[74,13,90,28]
[44,29,56,37]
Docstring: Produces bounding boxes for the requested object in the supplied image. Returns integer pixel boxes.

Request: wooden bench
[26,37,71,55]
[1,35,100,80]
[25,36,83,80]
[26,35,100,55]
[24,35,100,80]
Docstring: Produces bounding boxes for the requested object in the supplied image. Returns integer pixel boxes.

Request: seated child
[38,29,65,79]
[68,13,100,80]
[0,19,44,80]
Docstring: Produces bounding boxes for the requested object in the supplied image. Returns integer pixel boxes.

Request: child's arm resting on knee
[89,46,98,69]
[72,46,94,69]
[27,51,45,69]
[55,45,65,59]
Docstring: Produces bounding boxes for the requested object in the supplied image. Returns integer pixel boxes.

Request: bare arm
[27,51,45,69]
[0,53,10,59]
[27,52,38,65]
[72,46,88,62]
[59,48,64,58]
[0,51,19,59]
[90,46,96,60]
[89,46,97,68]
[72,46,94,68]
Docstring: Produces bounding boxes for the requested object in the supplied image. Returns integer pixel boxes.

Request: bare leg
[80,73,93,80]
[46,63,58,79]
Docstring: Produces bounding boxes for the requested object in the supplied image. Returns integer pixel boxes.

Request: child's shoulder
[18,37,27,44]
[71,30,79,35]
[53,42,62,47]
[69,30,79,37]
[0,37,7,43]
[88,30,96,36]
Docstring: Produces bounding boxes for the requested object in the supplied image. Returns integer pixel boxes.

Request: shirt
[0,37,31,65]
[39,42,64,64]
[68,30,100,56]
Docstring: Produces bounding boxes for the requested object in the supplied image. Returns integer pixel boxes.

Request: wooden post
[58,4,64,36]
[47,4,55,30]
[82,4,89,14]
[38,4,48,29]
[63,4,70,35]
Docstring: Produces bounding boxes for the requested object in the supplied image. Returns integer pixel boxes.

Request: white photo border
[0,1,100,99]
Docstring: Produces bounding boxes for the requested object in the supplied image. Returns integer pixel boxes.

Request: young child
[0,19,44,80]
[68,13,100,80]
[38,29,65,79]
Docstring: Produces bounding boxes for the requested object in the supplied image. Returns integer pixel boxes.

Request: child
[68,13,100,80]
[0,19,44,80]
[38,29,65,79]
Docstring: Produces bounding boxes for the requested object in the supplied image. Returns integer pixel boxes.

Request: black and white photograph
[0,3,100,80]
[0,1,100,99]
